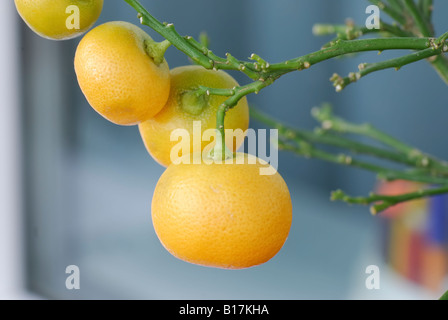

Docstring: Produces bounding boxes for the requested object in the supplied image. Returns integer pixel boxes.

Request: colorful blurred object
[378,180,448,292]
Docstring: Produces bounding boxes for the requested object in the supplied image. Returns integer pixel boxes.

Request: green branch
[251,108,426,169]
[331,185,448,214]
[253,106,448,183]
[277,139,447,185]
[440,289,448,300]
[124,0,448,209]
[124,0,260,80]
[124,0,448,149]
[331,45,447,91]
[388,0,404,13]
[403,0,432,37]
[313,21,413,43]
[311,104,448,174]
[368,0,407,26]
[267,37,435,72]
[418,0,434,22]
[253,106,448,213]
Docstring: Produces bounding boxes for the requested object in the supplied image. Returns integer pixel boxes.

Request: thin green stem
[254,107,448,186]
[278,140,447,185]
[437,31,448,44]
[124,0,448,172]
[430,55,448,85]
[388,0,405,13]
[313,21,413,42]
[403,0,432,36]
[418,0,433,21]
[124,0,260,79]
[268,37,434,72]
[124,0,209,67]
[332,185,448,214]
[380,21,415,37]
[368,0,407,26]
[251,108,423,169]
[196,86,235,97]
[440,289,448,300]
[332,45,446,91]
[211,77,278,160]
[184,36,260,79]
[311,105,448,173]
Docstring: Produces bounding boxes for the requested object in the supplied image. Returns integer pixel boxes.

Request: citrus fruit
[15,0,103,40]
[151,152,293,269]
[139,65,249,167]
[74,21,171,125]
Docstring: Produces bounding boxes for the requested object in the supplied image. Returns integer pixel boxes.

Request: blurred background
[1,0,448,299]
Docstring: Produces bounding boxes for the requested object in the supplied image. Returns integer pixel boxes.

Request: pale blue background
[20,0,448,299]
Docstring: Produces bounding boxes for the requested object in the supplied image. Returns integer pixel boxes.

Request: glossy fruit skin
[151,153,293,269]
[15,0,103,40]
[74,21,171,126]
[139,65,249,167]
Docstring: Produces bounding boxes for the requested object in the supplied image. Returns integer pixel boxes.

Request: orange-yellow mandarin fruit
[151,152,293,269]
[139,65,249,167]
[15,0,103,40]
[74,21,171,125]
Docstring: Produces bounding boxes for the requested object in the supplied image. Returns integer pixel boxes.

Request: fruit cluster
[15,0,292,269]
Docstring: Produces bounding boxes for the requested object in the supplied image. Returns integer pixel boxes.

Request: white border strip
[0,1,25,299]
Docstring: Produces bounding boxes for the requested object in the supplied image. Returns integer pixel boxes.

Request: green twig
[253,106,448,187]
[251,108,427,169]
[388,0,405,13]
[331,45,447,91]
[124,0,448,149]
[278,139,447,185]
[124,0,448,213]
[403,0,432,36]
[311,105,448,173]
[313,21,413,43]
[267,37,435,72]
[368,0,407,26]
[418,0,433,21]
[212,77,278,159]
[440,289,448,300]
[331,185,448,214]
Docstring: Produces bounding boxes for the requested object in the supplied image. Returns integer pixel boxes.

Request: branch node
[421,157,429,167]
[322,120,333,130]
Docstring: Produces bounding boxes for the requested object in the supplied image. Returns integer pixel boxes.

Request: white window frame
[0,1,32,299]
